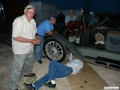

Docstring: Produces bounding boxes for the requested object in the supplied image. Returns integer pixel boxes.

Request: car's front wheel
[43,38,66,62]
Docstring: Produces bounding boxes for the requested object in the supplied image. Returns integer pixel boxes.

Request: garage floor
[67,63,108,90]
[0,41,120,90]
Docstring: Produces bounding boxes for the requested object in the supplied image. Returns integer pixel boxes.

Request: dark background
[29,0,120,14]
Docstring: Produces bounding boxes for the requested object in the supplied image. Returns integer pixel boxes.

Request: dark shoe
[38,60,43,64]
[24,73,36,77]
[45,81,56,88]
[15,89,18,90]
[24,83,35,90]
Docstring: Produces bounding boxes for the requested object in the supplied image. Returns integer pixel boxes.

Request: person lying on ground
[24,57,83,90]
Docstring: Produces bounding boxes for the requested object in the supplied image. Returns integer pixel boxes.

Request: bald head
[49,16,56,24]
[70,10,75,16]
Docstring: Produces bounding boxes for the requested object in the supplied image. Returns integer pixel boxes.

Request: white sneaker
[100,41,105,45]
[95,41,100,45]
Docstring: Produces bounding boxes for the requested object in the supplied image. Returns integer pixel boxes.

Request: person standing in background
[8,5,40,90]
[65,10,76,26]
[89,11,95,27]
[56,11,65,34]
[56,12,65,27]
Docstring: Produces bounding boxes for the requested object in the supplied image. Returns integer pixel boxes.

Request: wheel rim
[45,41,64,61]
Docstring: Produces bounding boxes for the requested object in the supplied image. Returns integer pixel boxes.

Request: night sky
[0,0,120,14]
[30,0,120,14]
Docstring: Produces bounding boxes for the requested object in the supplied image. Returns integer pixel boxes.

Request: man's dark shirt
[57,13,65,22]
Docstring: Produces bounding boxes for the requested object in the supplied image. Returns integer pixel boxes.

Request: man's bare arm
[13,37,40,45]
[45,30,54,35]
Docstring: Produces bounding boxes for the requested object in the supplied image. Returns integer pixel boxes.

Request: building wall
[29,1,42,25]
[30,1,57,25]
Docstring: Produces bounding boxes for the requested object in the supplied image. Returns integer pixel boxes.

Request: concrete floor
[0,41,120,90]
[88,63,120,86]
[67,63,108,90]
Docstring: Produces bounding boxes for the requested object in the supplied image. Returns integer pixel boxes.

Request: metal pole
[41,0,43,22]
[0,3,4,25]
[1,3,6,24]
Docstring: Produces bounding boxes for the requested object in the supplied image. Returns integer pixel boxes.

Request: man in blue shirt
[35,17,56,64]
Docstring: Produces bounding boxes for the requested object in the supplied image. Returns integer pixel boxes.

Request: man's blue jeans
[35,35,44,61]
[34,61,73,90]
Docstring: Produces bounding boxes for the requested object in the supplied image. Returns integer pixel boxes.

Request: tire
[43,38,66,62]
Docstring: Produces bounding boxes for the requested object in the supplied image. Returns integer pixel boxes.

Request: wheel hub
[51,48,58,55]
